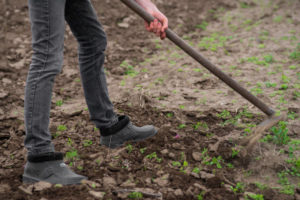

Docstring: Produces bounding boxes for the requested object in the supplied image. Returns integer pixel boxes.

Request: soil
[0,0,299,199]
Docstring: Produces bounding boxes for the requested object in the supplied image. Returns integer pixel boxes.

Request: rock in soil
[33,181,52,191]
[192,151,202,161]
[18,185,33,195]
[89,190,105,199]
[200,171,215,179]
[174,189,184,196]
[0,184,10,194]
[103,176,117,187]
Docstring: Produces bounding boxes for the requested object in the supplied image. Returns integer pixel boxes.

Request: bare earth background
[0,0,299,199]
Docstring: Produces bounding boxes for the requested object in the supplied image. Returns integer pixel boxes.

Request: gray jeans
[24,0,118,156]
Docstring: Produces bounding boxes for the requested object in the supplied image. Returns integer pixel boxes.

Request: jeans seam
[29,0,50,148]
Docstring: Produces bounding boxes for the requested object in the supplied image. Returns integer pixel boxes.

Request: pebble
[192,152,202,161]
[172,143,185,150]
[2,78,12,84]
[168,152,175,159]
[33,181,52,191]
[160,149,169,155]
[174,189,183,196]
[0,184,10,194]
[18,185,33,195]
[200,171,215,179]
[103,177,117,187]
[194,183,209,192]
[89,190,105,199]
[0,91,8,99]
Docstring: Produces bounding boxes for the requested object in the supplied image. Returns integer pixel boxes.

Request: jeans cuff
[27,143,55,157]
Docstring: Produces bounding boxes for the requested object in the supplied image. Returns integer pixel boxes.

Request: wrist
[135,0,158,13]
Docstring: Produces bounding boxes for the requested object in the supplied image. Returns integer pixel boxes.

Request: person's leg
[65,0,157,149]
[24,0,66,155]
[65,0,118,129]
[23,0,87,184]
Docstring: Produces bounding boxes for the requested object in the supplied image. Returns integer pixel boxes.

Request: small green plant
[196,21,208,30]
[65,150,78,162]
[140,147,147,154]
[193,121,209,130]
[230,182,245,194]
[128,191,143,199]
[255,182,268,190]
[263,54,274,63]
[57,125,67,131]
[280,84,288,90]
[208,156,223,168]
[146,152,162,163]
[245,193,264,200]
[280,185,295,195]
[271,121,290,145]
[83,140,93,147]
[120,61,139,77]
[227,163,234,168]
[273,16,283,23]
[289,51,300,60]
[179,105,185,109]
[56,100,63,106]
[172,161,181,167]
[127,144,133,154]
[265,82,277,88]
[192,167,200,174]
[166,113,173,118]
[281,74,290,83]
[197,192,205,200]
[178,124,186,129]
[216,110,232,119]
[231,147,240,158]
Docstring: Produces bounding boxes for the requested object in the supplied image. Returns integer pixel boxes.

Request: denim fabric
[24,0,118,156]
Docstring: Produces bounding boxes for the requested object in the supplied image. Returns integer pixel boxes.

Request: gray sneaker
[99,115,158,149]
[23,152,87,185]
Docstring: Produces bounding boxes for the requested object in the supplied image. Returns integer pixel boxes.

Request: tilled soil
[1,0,300,199]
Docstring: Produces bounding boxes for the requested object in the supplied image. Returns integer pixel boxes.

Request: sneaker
[99,115,157,149]
[23,152,87,185]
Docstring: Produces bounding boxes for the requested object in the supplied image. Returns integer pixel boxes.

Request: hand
[135,0,168,40]
[144,9,168,40]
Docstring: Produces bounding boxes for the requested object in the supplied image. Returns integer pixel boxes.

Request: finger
[161,17,168,32]
[156,22,162,37]
[161,31,166,40]
[145,21,151,31]
[153,19,159,34]
[149,22,154,32]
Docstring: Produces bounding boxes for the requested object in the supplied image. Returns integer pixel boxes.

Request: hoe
[121,0,285,155]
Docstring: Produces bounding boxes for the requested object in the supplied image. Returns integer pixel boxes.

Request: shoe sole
[23,175,39,184]
[22,174,87,185]
[102,129,158,149]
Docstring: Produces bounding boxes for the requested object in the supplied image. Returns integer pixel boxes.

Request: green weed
[255,182,268,190]
[196,21,208,30]
[120,61,139,77]
[83,140,93,147]
[230,182,245,194]
[57,125,67,131]
[127,144,133,154]
[66,150,78,162]
[192,167,200,174]
[128,191,143,199]
[140,147,147,154]
[146,152,162,163]
[56,100,63,106]
[245,193,264,200]
[271,121,290,145]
